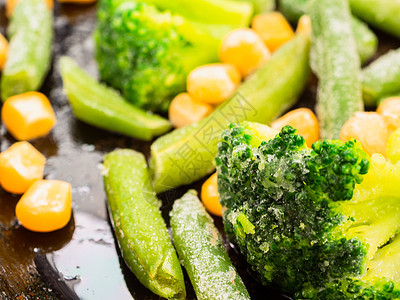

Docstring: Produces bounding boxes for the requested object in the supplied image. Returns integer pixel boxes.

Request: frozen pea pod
[349,0,400,39]
[361,48,400,106]
[279,0,377,64]
[170,190,250,300]
[103,149,185,299]
[150,31,311,193]
[60,56,171,141]
[1,0,53,101]
[310,0,363,139]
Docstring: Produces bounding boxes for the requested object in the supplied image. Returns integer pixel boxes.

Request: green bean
[150,31,311,193]
[170,190,250,300]
[103,149,185,299]
[310,0,363,139]
[60,57,171,141]
[361,48,400,106]
[279,0,377,63]
[1,0,53,101]
[350,0,400,39]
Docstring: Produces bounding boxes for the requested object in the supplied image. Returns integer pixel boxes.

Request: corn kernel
[220,28,270,77]
[340,112,390,156]
[187,63,241,104]
[252,12,295,52]
[0,34,8,71]
[2,92,57,141]
[15,180,72,232]
[271,108,319,147]
[0,141,45,194]
[169,93,213,128]
[6,0,53,17]
[201,173,222,217]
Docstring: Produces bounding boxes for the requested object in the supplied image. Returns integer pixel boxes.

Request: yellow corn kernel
[220,28,270,77]
[187,63,242,104]
[0,141,45,194]
[252,12,295,52]
[6,0,53,17]
[169,93,213,128]
[201,173,222,217]
[271,108,319,147]
[2,92,57,141]
[15,180,72,232]
[0,34,8,71]
[377,97,400,131]
[340,112,390,156]
[297,15,312,35]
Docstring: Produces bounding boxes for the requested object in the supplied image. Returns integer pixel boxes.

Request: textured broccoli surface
[216,123,400,299]
[95,0,252,112]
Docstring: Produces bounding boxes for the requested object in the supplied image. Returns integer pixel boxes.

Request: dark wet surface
[0,1,400,299]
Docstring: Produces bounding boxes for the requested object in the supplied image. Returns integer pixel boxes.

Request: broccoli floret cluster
[95,0,252,112]
[216,123,400,299]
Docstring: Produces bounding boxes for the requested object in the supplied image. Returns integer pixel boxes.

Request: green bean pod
[1,0,53,101]
[150,31,311,193]
[279,0,377,64]
[310,0,363,139]
[103,149,185,299]
[60,56,171,141]
[170,190,250,300]
[361,48,400,106]
[349,0,400,39]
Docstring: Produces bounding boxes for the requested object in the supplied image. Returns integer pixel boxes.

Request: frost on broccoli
[95,0,252,112]
[216,123,400,299]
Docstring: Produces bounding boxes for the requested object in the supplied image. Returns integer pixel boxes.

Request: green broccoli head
[216,122,400,298]
[95,0,252,112]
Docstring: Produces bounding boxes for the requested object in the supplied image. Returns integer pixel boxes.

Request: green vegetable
[60,56,171,141]
[361,48,400,106]
[279,0,378,64]
[310,0,363,139]
[95,0,252,112]
[217,123,400,298]
[103,149,186,299]
[349,0,400,39]
[236,0,275,13]
[349,17,378,64]
[170,190,250,300]
[278,0,309,22]
[1,0,53,101]
[150,31,311,193]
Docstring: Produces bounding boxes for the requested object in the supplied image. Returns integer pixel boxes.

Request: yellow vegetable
[201,173,222,217]
[169,93,213,128]
[0,34,8,71]
[15,180,72,232]
[6,0,53,17]
[271,108,319,147]
[0,141,45,194]
[377,97,400,130]
[297,15,312,35]
[220,28,270,77]
[252,12,295,52]
[187,63,241,104]
[2,91,57,140]
[340,112,390,156]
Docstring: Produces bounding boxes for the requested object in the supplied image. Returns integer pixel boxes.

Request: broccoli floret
[95,0,253,112]
[216,122,400,299]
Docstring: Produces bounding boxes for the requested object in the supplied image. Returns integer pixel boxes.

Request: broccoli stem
[140,0,253,28]
[365,233,400,281]
[340,196,400,259]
